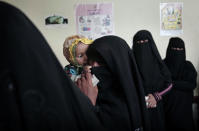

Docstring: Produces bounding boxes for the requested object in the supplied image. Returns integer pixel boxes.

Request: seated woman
[0,2,104,131]
[77,35,150,131]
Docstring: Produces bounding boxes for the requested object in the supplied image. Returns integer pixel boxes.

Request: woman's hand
[76,72,98,106]
[146,94,157,108]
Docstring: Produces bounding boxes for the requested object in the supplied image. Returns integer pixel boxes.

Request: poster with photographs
[160,3,183,36]
[75,3,114,40]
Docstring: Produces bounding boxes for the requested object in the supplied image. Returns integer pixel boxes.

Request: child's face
[75,42,89,66]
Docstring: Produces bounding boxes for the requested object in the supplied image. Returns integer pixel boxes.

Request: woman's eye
[171,47,177,50]
[140,40,144,43]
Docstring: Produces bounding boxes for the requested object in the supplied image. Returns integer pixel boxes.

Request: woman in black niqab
[132,30,172,131]
[0,2,105,131]
[164,37,197,131]
[85,35,150,131]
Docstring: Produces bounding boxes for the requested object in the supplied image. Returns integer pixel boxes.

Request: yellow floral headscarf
[63,35,93,66]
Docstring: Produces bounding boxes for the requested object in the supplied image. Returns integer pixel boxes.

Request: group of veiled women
[0,2,197,131]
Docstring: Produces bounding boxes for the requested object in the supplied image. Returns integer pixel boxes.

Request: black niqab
[164,37,197,131]
[164,37,186,79]
[132,30,171,94]
[0,2,104,131]
[86,35,150,130]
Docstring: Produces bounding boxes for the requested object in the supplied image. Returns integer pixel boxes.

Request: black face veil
[0,2,104,131]
[164,38,197,131]
[86,35,150,130]
[132,30,171,94]
[165,37,186,79]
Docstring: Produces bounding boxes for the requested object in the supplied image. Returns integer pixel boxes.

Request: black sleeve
[155,61,173,98]
[173,61,197,92]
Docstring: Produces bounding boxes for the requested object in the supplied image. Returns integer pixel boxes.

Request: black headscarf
[164,37,197,131]
[0,2,104,131]
[164,37,186,79]
[132,30,171,94]
[86,35,150,131]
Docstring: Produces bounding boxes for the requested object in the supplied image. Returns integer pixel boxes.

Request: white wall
[1,0,199,94]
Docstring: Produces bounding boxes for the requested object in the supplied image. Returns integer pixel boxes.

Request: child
[63,35,98,84]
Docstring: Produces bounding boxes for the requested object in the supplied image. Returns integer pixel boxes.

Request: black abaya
[132,30,172,131]
[86,35,150,131]
[0,2,104,131]
[164,37,197,131]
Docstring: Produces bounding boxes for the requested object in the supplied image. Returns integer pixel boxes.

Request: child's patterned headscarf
[63,35,93,66]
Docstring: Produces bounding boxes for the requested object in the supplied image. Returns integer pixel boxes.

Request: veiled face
[75,42,89,66]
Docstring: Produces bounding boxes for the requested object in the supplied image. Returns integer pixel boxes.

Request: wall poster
[75,3,114,40]
[160,3,183,36]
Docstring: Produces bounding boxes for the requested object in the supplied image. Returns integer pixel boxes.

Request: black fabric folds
[0,2,105,131]
[86,35,150,131]
[92,65,132,131]
[132,30,171,94]
[132,30,172,131]
[164,37,197,131]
